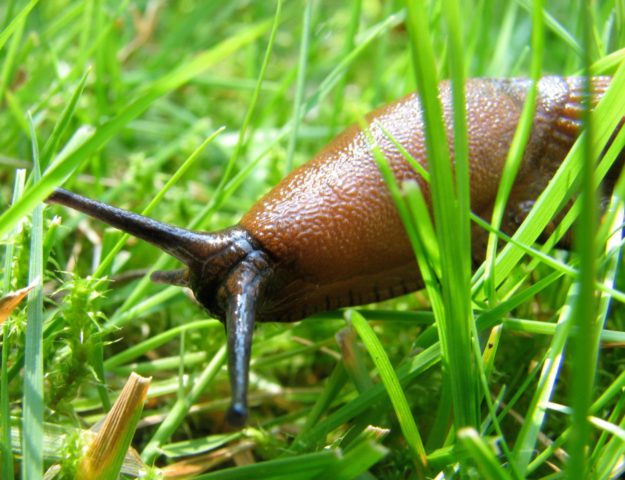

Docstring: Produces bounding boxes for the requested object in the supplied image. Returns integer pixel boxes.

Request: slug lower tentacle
[46,76,622,425]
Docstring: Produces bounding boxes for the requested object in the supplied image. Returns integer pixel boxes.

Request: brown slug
[47,76,621,426]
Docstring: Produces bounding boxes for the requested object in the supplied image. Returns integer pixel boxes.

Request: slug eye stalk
[47,188,270,426]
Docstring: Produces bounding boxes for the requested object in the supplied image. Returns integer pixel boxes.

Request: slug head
[153,227,273,426]
[47,189,271,426]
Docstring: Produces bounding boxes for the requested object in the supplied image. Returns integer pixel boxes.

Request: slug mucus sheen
[47,76,623,426]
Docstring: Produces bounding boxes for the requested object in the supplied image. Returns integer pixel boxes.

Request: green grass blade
[329,0,362,137]
[39,68,90,170]
[285,0,312,173]
[0,22,268,241]
[511,289,573,474]
[567,2,601,475]
[103,320,220,369]
[194,450,340,480]
[590,400,625,478]
[484,0,544,302]
[316,438,388,479]
[502,318,625,343]
[458,428,513,479]
[214,0,282,199]
[442,0,471,280]
[141,345,227,463]
[21,115,44,480]
[0,0,38,51]
[0,4,26,105]
[1,169,26,480]
[0,126,94,240]
[514,0,582,54]
[404,0,478,431]
[347,309,427,467]
[292,344,441,452]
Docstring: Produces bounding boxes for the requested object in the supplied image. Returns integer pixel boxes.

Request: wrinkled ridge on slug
[551,76,612,144]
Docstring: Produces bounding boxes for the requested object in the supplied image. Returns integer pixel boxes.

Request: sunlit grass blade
[329,0,362,137]
[0,126,94,240]
[39,68,90,170]
[458,428,513,479]
[141,345,227,463]
[0,0,38,52]
[514,0,582,54]
[347,309,427,468]
[484,0,544,302]
[567,2,602,475]
[22,114,44,480]
[317,438,388,480]
[528,362,625,475]
[502,318,625,343]
[215,0,282,197]
[589,385,625,476]
[103,320,220,370]
[0,3,26,106]
[285,0,312,173]
[193,450,340,480]
[0,21,269,241]
[291,343,441,453]
[404,0,477,432]
[590,400,625,478]
[1,169,26,480]
[511,289,572,475]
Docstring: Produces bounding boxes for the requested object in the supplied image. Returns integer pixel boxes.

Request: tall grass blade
[1,169,26,480]
[0,0,38,52]
[285,0,313,173]
[484,0,544,302]
[404,0,478,430]
[21,115,44,480]
[567,2,600,475]
[141,345,227,464]
[458,428,513,479]
[347,309,427,468]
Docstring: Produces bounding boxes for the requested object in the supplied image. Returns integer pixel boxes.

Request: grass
[1,0,625,478]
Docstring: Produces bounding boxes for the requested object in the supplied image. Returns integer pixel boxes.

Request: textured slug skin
[240,76,612,322]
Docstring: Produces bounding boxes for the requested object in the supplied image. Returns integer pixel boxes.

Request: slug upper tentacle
[46,76,622,425]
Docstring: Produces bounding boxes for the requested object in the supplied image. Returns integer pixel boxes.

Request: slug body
[47,76,619,425]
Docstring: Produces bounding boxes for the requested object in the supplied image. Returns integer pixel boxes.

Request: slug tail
[47,188,210,267]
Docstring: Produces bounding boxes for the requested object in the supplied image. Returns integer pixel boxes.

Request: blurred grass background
[1,0,625,478]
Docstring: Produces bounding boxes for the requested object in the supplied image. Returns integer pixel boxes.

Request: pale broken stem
[77,373,151,480]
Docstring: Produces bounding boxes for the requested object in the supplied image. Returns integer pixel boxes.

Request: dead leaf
[0,281,37,326]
